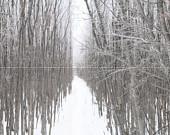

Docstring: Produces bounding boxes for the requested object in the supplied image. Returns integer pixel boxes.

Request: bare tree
[79,0,170,134]
[0,0,73,135]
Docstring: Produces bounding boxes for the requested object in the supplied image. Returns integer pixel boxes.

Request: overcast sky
[71,0,90,65]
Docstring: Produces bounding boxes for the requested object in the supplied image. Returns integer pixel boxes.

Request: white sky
[71,0,90,65]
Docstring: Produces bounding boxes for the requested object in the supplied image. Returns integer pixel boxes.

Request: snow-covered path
[2,76,110,135]
[49,76,110,135]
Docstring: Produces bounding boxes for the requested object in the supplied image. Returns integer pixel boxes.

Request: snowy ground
[42,76,110,135]
[2,76,110,135]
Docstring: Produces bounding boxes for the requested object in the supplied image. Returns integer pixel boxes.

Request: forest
[0,0,72,135]
[78,0,170,135]
[1,0,170,135]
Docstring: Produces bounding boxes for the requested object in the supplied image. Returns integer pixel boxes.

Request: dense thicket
[0,0,72,135]
[78,0,170,134]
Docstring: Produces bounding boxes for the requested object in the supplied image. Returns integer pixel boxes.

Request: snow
[41,76,110,135]
[2,76,110,135]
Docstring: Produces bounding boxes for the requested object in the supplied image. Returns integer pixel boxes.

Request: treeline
[0,0,72,135]
[78,0,170,135]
